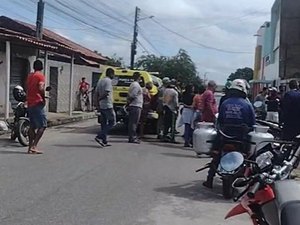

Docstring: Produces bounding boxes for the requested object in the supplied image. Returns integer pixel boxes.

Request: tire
[222,176,234,199]
[10,130,17,140]
[17,119,30,147]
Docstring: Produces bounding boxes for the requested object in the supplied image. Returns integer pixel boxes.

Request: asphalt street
[0,120,251,225]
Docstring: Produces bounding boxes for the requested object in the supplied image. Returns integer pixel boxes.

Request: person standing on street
[281,80,300,140]
[266,87,280,123]
[162,82,179,142]
[26,60,47,154]
[201,80,218,123]
[254,87,268,120]
[181,84,195,147]
[139,81,153,138]
[156,77,170,139]
[127,72,143,144]
[95,68,116,147]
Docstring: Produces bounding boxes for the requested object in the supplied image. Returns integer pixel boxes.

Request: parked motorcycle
[7,85,51,147]
[226,136,300,225]
[6,85,30,146]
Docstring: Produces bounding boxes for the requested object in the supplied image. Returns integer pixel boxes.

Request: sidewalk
[0,111,97,135]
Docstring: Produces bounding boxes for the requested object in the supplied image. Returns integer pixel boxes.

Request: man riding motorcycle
[203,79,256,188]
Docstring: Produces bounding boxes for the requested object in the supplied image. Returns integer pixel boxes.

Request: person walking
[201,80,218,123]
[127,72,143,144]
[26,60,47,154]
[162,82,179,142]
[94,68,116,147]
[281,80,300,140]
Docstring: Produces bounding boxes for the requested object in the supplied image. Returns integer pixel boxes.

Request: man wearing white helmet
[203,79,256,188]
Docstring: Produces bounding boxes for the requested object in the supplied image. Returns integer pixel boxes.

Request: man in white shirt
[127,72,143,144]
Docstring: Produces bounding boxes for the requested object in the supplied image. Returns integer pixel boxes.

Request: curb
[47,114,97,127]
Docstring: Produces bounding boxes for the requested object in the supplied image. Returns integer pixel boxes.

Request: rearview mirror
[253,101,263,108]
[220,152,244,172]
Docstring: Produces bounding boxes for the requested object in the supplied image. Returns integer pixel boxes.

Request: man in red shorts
[26,60,47,154]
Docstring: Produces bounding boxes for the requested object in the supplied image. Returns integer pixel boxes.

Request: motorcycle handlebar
[247,181,261,199]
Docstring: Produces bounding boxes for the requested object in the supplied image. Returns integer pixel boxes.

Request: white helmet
[230,79,247,94]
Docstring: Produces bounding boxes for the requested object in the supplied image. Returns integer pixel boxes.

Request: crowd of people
[24,60,300,155]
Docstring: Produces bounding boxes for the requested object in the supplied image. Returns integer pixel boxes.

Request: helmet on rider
[230,79,248,95]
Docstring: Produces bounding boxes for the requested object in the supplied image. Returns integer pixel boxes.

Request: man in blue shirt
[203,79,256,189]
[281,80,300,140]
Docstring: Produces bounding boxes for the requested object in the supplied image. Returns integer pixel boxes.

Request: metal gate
[10,57,30,108]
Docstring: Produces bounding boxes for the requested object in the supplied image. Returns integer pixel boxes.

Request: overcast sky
[2,0,275,84]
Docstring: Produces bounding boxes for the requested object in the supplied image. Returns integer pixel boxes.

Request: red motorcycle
[225,137,300,225]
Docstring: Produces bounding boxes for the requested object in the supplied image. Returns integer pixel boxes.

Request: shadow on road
[0,150,27,154]
[53,144,101,149]
[160,152,197,159]
[0,138,25,148]
[154,180,229,203]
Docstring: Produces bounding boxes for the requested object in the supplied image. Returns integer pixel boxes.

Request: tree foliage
[135,49,202,87]
[106,53,124,67]
[228,67,254,82]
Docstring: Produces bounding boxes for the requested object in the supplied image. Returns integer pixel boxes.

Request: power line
[52,0,131,36]
[150,18,253,54]
[138,27,162,55]
[44,1,131,42]
[81,0,132,27]
[137,41,151,55]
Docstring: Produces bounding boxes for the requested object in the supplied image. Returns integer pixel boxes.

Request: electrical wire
[138,27,162,55]
[150,18,253,54]
[81,0,132,27]
[45,1,131,42]
[137,41,151,55]
[52,0,131,36]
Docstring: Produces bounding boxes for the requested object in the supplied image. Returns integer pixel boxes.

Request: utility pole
[36,0,44,40]
[130,6,140,69]
[36,0,45,57]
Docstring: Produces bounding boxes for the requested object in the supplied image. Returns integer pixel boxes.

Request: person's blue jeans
[184,123,193,146]
[97,108,116,144]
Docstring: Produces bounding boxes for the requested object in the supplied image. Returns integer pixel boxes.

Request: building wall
[280,0,300,79]
[0,46,102,115]
[0,51,7,115]
[47,60,101,112]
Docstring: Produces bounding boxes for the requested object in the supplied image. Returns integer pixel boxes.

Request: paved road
[0,120,251,225]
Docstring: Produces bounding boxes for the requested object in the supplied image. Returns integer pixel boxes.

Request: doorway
[92,72,101,107]
[49,67,58,112]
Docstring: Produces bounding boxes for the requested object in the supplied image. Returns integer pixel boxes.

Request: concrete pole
[5,41,11,119]
[69,54,74,116]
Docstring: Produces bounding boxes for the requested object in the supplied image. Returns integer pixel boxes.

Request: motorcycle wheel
[17,119,30,147]
[10,130,17,140]
[222,177,234,199]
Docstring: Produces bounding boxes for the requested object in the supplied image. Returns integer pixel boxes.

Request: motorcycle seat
[274,180,300,225]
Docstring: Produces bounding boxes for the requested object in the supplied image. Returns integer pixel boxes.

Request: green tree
[135,49,200,87]
[106,53,125,67]
[228,67,254,82]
